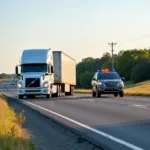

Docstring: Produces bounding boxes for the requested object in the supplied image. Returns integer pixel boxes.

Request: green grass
[0,93,35,150]
[75,80,150,96]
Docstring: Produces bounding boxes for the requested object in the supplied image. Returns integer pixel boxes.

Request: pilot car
[91,69,125,97]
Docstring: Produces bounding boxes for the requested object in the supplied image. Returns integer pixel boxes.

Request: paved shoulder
[7,97,102,150]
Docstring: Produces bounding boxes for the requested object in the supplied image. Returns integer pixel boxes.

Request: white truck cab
[15,49,76,99]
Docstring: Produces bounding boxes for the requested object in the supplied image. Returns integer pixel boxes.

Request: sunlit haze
[1,0,150,73]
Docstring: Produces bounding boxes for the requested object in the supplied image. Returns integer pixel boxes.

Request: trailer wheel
[46,93,51,98]
[65,86,74,96]
[70,86,74,95]
[65,92,69,96]
[58,85,61,97]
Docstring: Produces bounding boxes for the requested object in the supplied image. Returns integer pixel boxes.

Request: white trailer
[15,49,76,99]
[53,51,76,96]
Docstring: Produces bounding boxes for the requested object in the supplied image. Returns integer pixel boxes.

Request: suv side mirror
[92,78,97,81]
[121,77,125,81]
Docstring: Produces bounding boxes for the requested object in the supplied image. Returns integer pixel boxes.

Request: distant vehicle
[15,49,76,99]
[91,69,125,97]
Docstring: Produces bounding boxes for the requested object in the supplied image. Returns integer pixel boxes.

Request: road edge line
[4,94,144,150]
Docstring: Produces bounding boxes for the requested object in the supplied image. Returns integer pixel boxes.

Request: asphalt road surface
[1,80,150,150]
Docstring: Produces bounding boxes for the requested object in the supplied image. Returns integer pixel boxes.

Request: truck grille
[25,78,40,88]
[105,82,118,87]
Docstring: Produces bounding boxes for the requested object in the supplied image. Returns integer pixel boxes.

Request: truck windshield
[21,64,47,73]
[98,72,120,80]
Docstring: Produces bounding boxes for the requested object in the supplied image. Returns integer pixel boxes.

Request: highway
[1,80,150,150]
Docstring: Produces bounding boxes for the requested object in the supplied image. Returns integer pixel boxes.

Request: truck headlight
[17,83,22,88]
[43,82,49,88]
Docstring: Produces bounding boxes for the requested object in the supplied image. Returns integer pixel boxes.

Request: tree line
[76,49,150,89]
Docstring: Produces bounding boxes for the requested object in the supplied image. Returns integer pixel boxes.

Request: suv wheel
[92,91,96,97]
[119,92,124,97]
[96,88,101,97]
[114,93,118,97]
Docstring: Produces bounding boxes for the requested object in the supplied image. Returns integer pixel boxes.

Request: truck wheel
[26,95,35,99]
[52,85,60,97]
[46,94,51,98]
[19,95,24,99]
[65,92,69,96]
[55,85,60,97]
[58,85,61,97]
[70,86,74,95]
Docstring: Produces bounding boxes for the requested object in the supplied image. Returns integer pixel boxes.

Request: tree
[0,73,8,79]
[116,49,149,80]
[76,49,149,88]
[101,61,112,69]
[79,71,94,89]
[131,62,150,83]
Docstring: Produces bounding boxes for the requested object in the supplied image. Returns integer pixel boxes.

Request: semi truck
[15,49,76,99]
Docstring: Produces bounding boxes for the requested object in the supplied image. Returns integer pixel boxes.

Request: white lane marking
[81,99,95,102]
[18,99,143,150]
[131,104,150,110]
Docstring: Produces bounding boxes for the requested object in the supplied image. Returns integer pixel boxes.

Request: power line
[108,42,117,69]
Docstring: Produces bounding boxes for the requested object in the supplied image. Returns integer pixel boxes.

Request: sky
[1,0,150,73]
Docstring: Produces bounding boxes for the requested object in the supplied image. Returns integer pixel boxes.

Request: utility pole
[148,47,150,58]
[108,42,117,69]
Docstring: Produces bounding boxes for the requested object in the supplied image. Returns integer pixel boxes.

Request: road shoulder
[6,97,101,150]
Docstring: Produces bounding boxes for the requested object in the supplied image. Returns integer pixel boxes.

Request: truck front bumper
[17,88,50,95]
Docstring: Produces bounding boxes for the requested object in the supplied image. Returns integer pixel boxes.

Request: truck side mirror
[15,66,18,75]
[15,66,20,76]
[51,66,54,73]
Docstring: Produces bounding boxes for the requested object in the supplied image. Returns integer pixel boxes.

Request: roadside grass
[75,80,150,96]
[0,93,35,150]
[0,79,6,83]
[124,80,150,96]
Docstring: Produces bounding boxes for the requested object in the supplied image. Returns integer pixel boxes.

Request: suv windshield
[98,72,120,80]
[21,64,47,73]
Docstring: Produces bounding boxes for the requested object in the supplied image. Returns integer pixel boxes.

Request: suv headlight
[98,82,102,85]
[117,81,124,87]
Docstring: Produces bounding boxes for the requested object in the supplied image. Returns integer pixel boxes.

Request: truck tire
[52,85,61,97]
[27,95,35,99]
[65,92,69,96]
[58,85,61,97]
[46,93,51,98]
[19,95,24,99]
[70,86,74,95]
